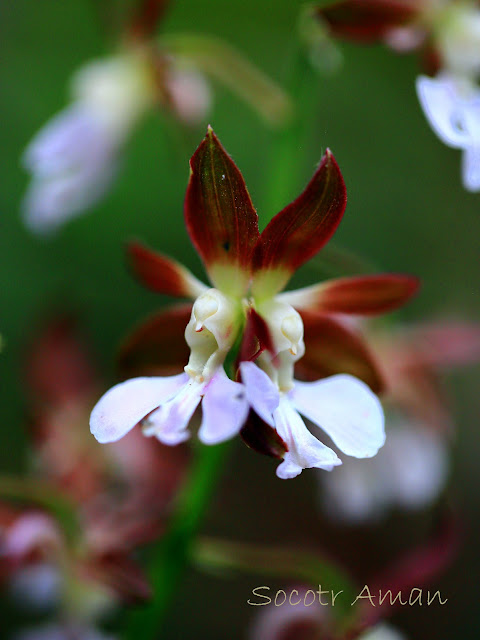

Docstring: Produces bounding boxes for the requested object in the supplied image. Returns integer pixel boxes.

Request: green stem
[124,441,232,638]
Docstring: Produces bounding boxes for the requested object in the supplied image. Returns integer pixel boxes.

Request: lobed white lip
[240,361,385,479]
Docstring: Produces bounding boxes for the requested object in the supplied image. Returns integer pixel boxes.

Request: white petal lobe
[199,370,249,444]
[240,361,279,427]
[292,374,385,459]
[90,374,187,443]
[274,396,341,479]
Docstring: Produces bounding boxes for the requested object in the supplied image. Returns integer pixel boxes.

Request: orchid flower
[416,73,480,191]
[314,0,480,73]
[314,1,480,190]
[0,317,188,637]
[91,127,418,478]
[21,0,290,234]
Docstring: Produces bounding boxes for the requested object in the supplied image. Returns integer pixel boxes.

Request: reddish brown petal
[317,0,419,43]
[240,410,288,460]
[127,241,207,298]
[184,127,260,295]
[85,553,152,603]
[296,310,384,394]
[280,274,419,315]
[118,304,192,379]
[128,0,170,40]
[403,322,480,370]
[237,307,275,366]
[252,150,346,296]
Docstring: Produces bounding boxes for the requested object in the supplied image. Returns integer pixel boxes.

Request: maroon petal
[252,150,346,296]
[240,410,288,460]
[296,310,384,394]
[128,0,170,40]
[127,241,206,298]
[118,303,192,378]
[280,273,419,315]
[317,0,419,43]
[86,553,152,604]
[185,127,260,295]
[237,307,275,366]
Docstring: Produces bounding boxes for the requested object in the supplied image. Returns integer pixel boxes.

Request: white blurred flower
[435,1,480,80]
[319,418,448,523]
[22,52,156,234]
[416,73,480,191]
[165,66,212,125]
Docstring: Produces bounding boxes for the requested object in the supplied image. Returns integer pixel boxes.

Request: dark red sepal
[127,241,204,298]
[185,127,260,293]
[240,410,288,460]
[296,310,384,394]
[313,273,419,315]
[252,149,346,295]
[128,0,170,40]
[317,0,419,43]
[237,307,276,366]
[118,304,192,378]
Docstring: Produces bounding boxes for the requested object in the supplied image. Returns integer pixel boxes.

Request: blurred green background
[1,1,479,638]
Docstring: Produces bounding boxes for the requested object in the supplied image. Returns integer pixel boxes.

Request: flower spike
[184,126,260,296]
[252,149,346,297]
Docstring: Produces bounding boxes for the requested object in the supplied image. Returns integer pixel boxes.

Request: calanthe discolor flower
[416,73,480,191]
[314,0,480,191]
[20,0,291,233]
[90,127,418,478]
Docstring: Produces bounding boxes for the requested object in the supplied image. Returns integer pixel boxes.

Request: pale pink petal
[274,397,341,479]
[199,370,249,444]
[144,378,202,445]
[239,361,279,427]
[90,374,187,443]
[292,374,385,459]
[3,514,60,558]
[383,425,448,509]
